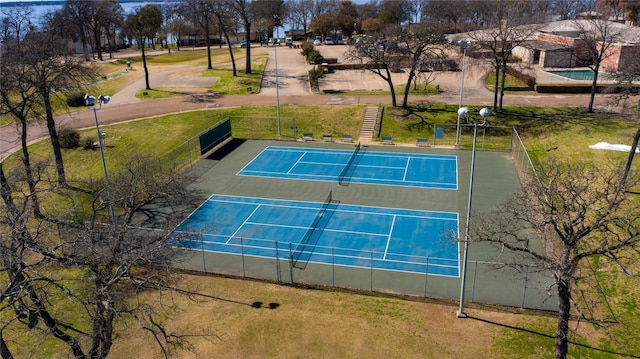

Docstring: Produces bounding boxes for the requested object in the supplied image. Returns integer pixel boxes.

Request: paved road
[1,44,635,160]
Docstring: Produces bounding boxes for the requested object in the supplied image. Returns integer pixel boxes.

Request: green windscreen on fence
[199,117,232,154]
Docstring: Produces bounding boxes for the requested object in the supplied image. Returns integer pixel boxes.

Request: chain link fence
[169,239,557,311]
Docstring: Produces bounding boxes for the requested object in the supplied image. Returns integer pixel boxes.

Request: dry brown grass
[108,272,550,359]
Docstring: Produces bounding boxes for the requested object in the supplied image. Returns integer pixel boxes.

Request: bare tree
[0,5,34,43]
[2,29,96,187]
[287,0,314,36]
[345,23,399,106]
[571,17,625,113]
[232,0,254,74]
[58,0,92,61]
[87,0,124,61]
[551,0,581,20]
[467,0,541,112]
[164,2,191,52]
[186,0,217,70]
[470,159,640,359]
[133,4,164,90]
[396,21,447,108]
[1,153,205,358]
[212,1,240,76]
[0,39,47,219]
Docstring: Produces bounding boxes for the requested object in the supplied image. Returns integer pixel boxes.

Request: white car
[325,38,334,45]
[313,39,322,46]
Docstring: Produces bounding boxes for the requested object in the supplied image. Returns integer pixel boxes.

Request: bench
[302,133,314,141]
[322,134,333,142]
[381,136,393,145]
[416,138,429,147]
[341,134,354,143]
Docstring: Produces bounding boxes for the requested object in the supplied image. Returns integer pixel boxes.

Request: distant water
[1,1,168,26]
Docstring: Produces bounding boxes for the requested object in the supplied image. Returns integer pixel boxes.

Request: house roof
[522,39,567,51]
[447,19,640,46]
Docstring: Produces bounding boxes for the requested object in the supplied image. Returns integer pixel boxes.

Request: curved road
[1,45,635,160]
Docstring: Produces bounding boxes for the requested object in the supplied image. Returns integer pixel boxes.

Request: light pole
[457,107,490,319]
[455,40,472,147]
[274,28,281,137]
[456,106,469,146]
[85,94,116,227]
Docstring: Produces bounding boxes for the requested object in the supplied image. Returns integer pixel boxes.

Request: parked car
[325,38,334,45]
[429,59,459,71]
[195,41,207,47]
[240,40,247,48]
[313,39,322,46]
[285,37,293,46]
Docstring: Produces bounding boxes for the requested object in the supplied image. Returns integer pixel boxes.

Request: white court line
[383,215,397,259]
[402,157,410,182]
[226,204,261,244]
[286,151,306,174]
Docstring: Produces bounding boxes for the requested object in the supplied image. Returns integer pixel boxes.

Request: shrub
[308,50,324,65]
[82,137,96,150]
[58,127,81,148]
[300,42,314,58]
[308,65,324,90]
[66,92,86,107]
[300,43,323,64]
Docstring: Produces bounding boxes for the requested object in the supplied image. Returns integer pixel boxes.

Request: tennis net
[338,142,361,185]
[292,191,333,268]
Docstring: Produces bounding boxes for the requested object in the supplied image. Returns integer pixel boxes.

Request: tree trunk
[41,88,67,186]
[141,38,150,90]
[383,66,397,107]
[205,27,213,70]
[0,329,13,359]
[19,117,43,218]
[588,65,600,113]
[619,125,640,191]
[402,65,417,108]
[493,62,500,112]
[244,22,252,74]
[555,279,571,359]
[499,59,508,112]
[81,31,90,61]
[94,28,103,61]
[222,29,237,76]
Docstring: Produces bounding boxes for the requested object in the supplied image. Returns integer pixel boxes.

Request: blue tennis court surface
[173,194,460,276]
[238,146,458,189]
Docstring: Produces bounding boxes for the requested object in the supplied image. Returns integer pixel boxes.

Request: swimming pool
[547,69,594,80]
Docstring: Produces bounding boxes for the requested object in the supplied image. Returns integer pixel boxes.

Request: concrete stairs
[359,106,379,143]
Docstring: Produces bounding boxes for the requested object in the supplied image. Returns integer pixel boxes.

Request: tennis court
[173,194,460,276]
[237,146,458,189]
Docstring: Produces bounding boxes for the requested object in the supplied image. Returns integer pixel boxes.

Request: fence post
[200,232,206,273]
[288,242,294,284]
[370,251,374,292]
[522,265,530,308]
[241,238,246,278]
[275,240,281,283]
[332,247,335,287]
[471,261,478,303]
[423,257,429,298]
